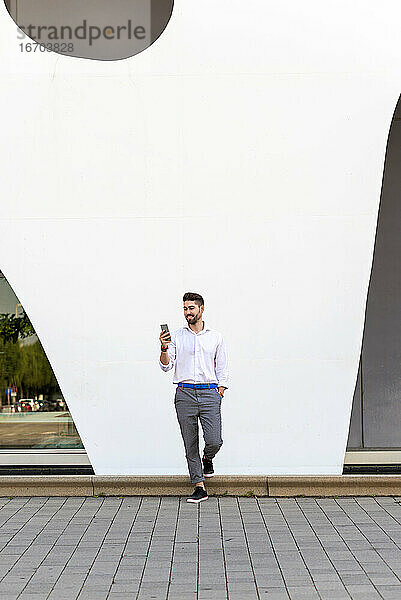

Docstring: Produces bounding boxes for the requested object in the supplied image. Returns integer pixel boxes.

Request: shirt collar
[185,321,209,335]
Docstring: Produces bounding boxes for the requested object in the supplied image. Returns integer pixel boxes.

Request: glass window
[0,271,83,449]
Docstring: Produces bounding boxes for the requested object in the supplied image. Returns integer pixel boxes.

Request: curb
[93,476,267,497]
[1,475,401,497]
[268,475,401,497]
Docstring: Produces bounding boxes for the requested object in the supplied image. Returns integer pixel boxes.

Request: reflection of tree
[0,313,35,344]
[0,313,60,403]
[0,340,22,393]
[19,341,60,399]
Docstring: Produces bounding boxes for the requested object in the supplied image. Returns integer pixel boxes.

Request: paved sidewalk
[0,496,401,599]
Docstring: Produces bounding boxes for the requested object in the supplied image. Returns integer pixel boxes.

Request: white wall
[0,1,400,475]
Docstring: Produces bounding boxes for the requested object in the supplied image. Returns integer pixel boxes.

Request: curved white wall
[0,1,400,475]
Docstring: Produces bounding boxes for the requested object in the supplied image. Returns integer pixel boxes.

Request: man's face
[184,301,203,324]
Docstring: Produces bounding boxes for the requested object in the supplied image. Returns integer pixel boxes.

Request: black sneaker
[187,486,208,503]
[202,456,214,478]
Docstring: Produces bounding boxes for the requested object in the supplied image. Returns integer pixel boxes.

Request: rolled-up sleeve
[159,333,176,372]
[215,335,229,389]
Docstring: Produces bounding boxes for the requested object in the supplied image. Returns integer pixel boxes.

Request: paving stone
[375,586,401,600]
[317,593,350,600]
[344,584,383,598]
[287,587,320,599]
[1,495,401,599]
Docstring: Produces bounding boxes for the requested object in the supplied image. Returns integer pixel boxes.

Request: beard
[187,312,201,323]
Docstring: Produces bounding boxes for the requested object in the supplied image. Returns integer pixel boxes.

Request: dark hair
[183,292,204,307]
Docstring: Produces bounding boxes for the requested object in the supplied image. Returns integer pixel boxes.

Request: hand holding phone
[160,324,171,345]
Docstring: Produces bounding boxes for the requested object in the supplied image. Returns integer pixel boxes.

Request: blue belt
[177,382,218,389]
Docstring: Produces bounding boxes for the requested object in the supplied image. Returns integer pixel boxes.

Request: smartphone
[160,324,171,341]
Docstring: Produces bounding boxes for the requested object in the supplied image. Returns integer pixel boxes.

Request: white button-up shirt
[159,322,229,388]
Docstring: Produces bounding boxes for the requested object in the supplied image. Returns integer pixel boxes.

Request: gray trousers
[174,386,223,484]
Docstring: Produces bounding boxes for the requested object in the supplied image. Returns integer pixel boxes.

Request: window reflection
[0,271,83,449]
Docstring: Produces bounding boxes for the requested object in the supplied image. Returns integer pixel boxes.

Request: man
[159,292,229,503]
